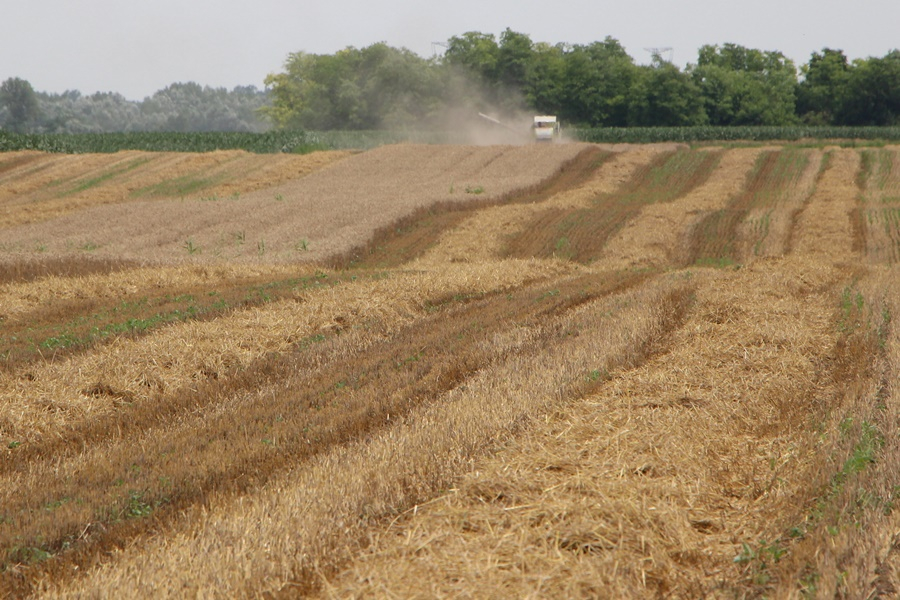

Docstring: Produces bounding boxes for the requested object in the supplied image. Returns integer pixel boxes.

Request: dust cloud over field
[2,142,900,598]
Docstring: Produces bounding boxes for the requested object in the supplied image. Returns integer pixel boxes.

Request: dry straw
[0,150,351,228]
[0,259,575,442]
[36,271,692,598]
[6,144,899,598]
[0,144,585,265]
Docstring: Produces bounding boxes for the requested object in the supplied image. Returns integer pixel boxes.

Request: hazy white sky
[4,0,898,100]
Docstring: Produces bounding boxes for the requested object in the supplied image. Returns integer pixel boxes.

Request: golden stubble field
[1,142,899,598]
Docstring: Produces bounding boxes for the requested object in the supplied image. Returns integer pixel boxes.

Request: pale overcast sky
[3,0,897,100]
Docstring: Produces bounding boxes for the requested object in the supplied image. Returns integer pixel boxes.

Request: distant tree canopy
[0,77,41,133]
[4,32,900,134]
[0,80,269,134]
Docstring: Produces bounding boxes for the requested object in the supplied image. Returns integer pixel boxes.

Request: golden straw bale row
[791,148,861,262]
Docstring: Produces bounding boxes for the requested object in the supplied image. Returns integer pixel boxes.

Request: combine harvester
[532,115,561,142]
[477,113,562,143]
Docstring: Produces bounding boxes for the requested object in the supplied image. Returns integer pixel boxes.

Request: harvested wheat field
[1,141,899,599]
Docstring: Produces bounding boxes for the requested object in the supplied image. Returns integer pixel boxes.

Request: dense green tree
[797,48,850,124]
[263,43,441,130]
[444,32,501,84]
[560,37,638,126]
[523,42,567,115]
[690,44,798,125]
[496,29,534,90]
[13,33,900,135]
[30,84,268,133]
[840,51,900,126]
[0,77,40,132]
[627,59,708,126]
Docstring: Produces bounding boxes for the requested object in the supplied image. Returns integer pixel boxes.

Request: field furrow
[319,258,849,598]
[592,147,763,270]
[689,147,822,265]
[417,144,680,264]
[790,147,861,262]
[859,148,900,264]
[29,274,691,599]
[0,144,586,264]
[0,151,352,228]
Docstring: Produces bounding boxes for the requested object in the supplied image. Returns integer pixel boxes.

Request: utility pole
[644,47,674,63]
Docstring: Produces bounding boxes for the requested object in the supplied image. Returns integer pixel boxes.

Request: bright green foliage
[0,130,329,153]
[797,49,852,125]
[560,38,638,127]
[627,60,708,126]
[689,44,799,126]
[262,43,444,130]
[840,51,900,126]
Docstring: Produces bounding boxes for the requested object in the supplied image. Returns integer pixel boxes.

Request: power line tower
[432,42,449,58]
[644,47,674,63]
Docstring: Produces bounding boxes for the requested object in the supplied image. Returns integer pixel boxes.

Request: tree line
[0,80,270,134]
[263,31,900,130]
[3,31,900,134]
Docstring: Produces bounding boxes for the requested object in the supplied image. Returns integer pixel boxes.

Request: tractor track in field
[0,268,654,598]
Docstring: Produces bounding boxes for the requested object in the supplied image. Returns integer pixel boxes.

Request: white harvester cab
[533,116,561,142]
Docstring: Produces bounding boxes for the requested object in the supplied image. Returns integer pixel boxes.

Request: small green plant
[257,240,266,256]
[184,239,200,255]
[274,193,284,201]
[11,546,52,564]
[7,441,21,449]
[296,238,309,252]
[536,289,560,302]
[126,490,153,519]
[234,231,245,245]
[465,185,485,194]
[586,369,608,382]
[79,241,99,252]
